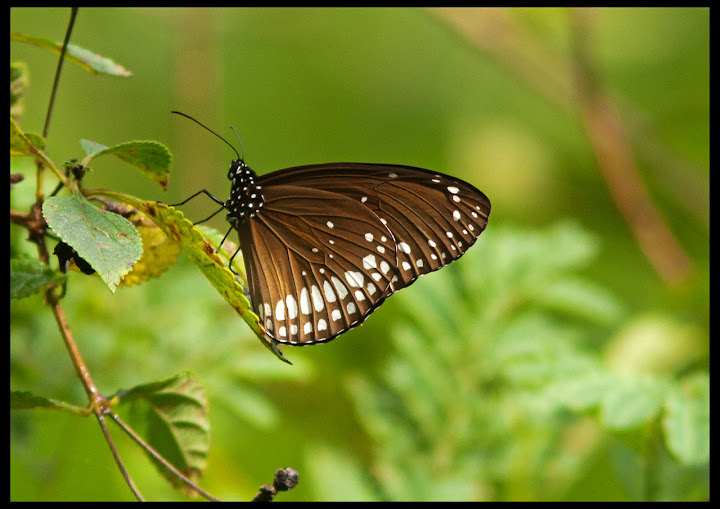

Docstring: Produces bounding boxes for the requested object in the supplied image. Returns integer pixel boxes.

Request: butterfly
[172,112,491,355]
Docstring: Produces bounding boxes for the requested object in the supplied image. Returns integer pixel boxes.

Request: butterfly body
[221,161,491,347]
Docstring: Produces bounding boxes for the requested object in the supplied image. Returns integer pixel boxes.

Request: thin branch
[29,8,78,265]
[430,8,699,284]
[46,287,148,499]
[109,413,221,502]
[46,287,102,406]
[570,9,693,284]
[43,7,78,139]
[97,412,145,501]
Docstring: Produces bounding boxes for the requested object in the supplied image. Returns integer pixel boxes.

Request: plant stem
[31,8,78,264]
[46,286,149,499]
[110,413,221,502]
[569,9,693,285]
[97,413,145,501]
[46,287,102,407]
[43,7,78,139]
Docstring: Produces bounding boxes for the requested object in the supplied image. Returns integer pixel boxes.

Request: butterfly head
[226,159,264,226]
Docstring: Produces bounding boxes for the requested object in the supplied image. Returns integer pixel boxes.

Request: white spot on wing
[398,242,411,254]
[345,271,364,288]
[323,280,337,302]
[311,285,324,312]
[275,301,285,321]
[300,287,311,314]
[331,276,349,299]
[286,295,298,319]
[318,319,327,331]
[362,254,377,269]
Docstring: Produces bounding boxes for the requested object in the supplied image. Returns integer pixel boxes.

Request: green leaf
[119,372,210,486]
[663,373,709,465]
[85,190,290,363]
[461,221,600,305]
[10,256,66,299]
[195,224,245,275]
[10,33,132,76]
[10,390,84,413]
[546,372,615,411]
[533,277,624,325]
[10,117,50,170]
[10,116,36,157]
[42,194,143,292]
[600,376,666,430]
[79,139,109,156]
[80,139,172,190]
[120,214,180,287]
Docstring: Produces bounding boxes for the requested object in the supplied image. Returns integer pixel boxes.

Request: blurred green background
[10,7,708,501]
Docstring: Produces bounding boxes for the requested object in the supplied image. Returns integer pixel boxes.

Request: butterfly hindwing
[237,185,399,345]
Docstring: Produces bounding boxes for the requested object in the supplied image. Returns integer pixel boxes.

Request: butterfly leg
[226,242,242,275]
[213,224,241,274]
[193,205,226,226]
[169,189,226,208]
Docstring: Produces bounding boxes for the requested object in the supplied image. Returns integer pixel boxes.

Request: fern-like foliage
[324,222,708,501]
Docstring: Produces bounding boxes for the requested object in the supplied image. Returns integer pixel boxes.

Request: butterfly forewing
[238,185,399,345]
[256,163,491,293]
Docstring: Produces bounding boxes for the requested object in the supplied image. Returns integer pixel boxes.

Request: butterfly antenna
[229,126,245,162]
[171,110,240,160]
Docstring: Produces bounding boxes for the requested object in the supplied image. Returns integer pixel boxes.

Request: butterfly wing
[257,163,491,293]
[237,184,399,345]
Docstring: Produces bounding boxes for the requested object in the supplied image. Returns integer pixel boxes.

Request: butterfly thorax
[225,159,265,227]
